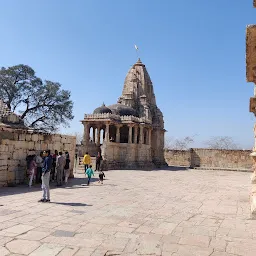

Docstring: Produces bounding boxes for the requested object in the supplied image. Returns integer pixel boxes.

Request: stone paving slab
[0,169,254,255]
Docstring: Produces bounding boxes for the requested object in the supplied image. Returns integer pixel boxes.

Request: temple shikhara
[81,58,166,169]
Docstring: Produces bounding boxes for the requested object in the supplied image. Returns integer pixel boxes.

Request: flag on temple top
[134,45,138,50]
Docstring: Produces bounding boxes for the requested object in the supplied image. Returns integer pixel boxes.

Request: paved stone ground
[0,169,254,256]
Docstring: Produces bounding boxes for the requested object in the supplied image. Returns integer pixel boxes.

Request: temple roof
[108,103,138,117]
[93,103,112,114]
[121,58,156,105]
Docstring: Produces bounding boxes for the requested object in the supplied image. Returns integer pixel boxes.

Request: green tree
[0,64,74,132]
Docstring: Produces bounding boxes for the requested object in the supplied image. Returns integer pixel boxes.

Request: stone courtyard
[0,168,254,256]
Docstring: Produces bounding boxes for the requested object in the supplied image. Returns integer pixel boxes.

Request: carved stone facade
[0,99,25,128]
[246,3,256,218]
[81,59,166,169]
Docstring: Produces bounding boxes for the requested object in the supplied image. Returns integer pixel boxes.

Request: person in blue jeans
[39,150,52,202]
[86,165,94,185]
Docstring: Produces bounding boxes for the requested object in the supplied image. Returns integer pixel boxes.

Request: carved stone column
[148,128,152,146]
[139,125,144,144]
[134,126,138,144]
[128,125,133,144]
[92,127,96,143]
[83,122,90,144]
[97,126,101,146]
[105,123,110,142]
[116,124,121,143]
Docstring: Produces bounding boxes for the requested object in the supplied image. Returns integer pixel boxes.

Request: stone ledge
[193,167,252,172]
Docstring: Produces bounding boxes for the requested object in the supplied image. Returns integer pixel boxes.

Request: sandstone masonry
[165,148,252,171]
[0,126,76,187]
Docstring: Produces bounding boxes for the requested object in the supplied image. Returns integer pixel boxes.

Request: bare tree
[165,136,194,150]
[204,136,239,150]
[74,132,83,145]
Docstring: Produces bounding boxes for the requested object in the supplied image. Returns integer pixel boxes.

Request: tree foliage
[0,64,74,132]
[204,136,238,150]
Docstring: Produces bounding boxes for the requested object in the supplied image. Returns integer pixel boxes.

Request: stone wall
[102,142,154,169]
[0,127,76,187]
[165,148,252,170]
[164,150,191,167]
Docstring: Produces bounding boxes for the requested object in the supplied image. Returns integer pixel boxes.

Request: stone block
[54,136,61,143]
[31,134,39,142]
[18,133,26,141]
[0,145,8,152]
[25,134,32,141]
[27,141,34,149]
[6,239,41,255]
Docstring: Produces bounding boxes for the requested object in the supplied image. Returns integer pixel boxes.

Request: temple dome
[93,103,112,114]
[108,103,138,117]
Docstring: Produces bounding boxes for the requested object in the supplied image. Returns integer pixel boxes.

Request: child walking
[86,165,94,185]
[98,170,105,184]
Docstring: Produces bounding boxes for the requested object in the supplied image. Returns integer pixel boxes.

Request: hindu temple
[81,58,166,169]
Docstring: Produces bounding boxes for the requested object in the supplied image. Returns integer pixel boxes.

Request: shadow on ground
[51,202,93,207]
[0,176,99,197]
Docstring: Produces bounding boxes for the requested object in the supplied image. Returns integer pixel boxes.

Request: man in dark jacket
[39,150,52,202]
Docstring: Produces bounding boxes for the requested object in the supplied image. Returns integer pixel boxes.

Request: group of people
[26,150,106,203]
[26,150,71,202]
[83,152,105,185]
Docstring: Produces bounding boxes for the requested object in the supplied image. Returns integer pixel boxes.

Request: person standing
[51,150,58,182]
[83,152,91,171]
[35,152,43,183]
[28,155,37,188]
[96,152,102,172]
[56,152,65,186]
[64,152,70,184]
[39,150,52,202]
[86,165,94,185]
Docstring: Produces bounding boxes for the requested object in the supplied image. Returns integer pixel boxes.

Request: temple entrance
[120,125,129,143]
[109,125,117,142]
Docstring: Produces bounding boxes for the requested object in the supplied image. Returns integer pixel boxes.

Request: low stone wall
[0,127,76,187]
[165,148,252,170]
[164,150,191,167]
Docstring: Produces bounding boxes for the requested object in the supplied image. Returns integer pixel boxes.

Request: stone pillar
[148,128,152,146]
[139,125,144,144]
[97,126,101,146]
[83,122,90,144]
[116,125,121,143]
[128,125,133,144]
[105,123,110,142]
[92,127,96,143]
[134,126,138,144]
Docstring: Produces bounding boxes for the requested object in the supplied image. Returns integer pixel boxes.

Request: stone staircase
[74,157,96,174]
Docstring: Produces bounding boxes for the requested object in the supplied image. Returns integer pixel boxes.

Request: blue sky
[0,0,255,148]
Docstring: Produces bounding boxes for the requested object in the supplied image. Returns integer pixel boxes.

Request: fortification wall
[0,127,76,187]
[165,148,252,170]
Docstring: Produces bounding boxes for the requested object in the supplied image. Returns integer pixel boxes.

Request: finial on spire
[134,44,139,59]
